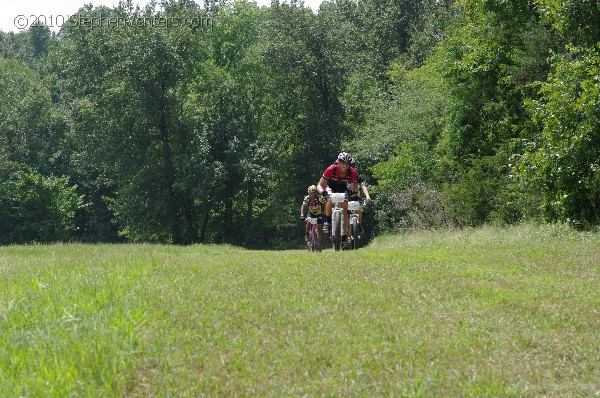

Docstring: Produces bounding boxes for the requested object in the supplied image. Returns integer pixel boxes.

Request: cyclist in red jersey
[316,152,359,242]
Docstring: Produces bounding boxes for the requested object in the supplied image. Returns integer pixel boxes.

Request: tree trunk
[200,208,210,243]
[224,195,233,243]
[184,191,199,243]
[158,82,181,244]
[245,180,253,246]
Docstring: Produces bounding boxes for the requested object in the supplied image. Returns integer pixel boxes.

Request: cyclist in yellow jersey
[300,185,326,242]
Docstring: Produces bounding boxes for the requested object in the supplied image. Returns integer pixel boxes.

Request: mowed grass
[1,225,599,397]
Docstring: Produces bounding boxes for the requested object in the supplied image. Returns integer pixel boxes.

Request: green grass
[1,224,599,397]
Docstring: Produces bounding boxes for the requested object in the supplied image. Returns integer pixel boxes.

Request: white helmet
[337,152,352,163]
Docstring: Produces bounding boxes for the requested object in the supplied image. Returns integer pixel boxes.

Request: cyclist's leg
[323,199,332,234]
[315,216,323,246]
[342,200,349,237]
[325,198,332,217]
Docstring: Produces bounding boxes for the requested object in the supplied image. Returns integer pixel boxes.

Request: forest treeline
[1,0,599,246]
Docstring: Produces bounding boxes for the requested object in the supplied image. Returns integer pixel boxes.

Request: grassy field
[1,224,598,397]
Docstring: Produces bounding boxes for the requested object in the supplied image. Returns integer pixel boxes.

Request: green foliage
[431,0,556,226]
[519,45,600,226]
[535,0,600,45]
[401,0,459,68]
[437,2,514,160]
[60,2,214,244]
[0,58,53,168]
[351,62,449,230]
[0,169,81,243]
[187,1,272,244]
[350,0,433,78]
[441,155,505,227]
[373,142,435,193]
[0,25,54,68]
[372,141,446,231]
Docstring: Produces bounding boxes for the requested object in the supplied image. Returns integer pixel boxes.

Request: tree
[0,57,53,170]
[432,0,552,226]
[60,2,209,243]
[535,0,600,46]
[519,45,600,226]
[184,0,272,245]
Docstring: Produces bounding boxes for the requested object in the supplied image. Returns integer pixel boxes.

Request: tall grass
[1,224,598,396]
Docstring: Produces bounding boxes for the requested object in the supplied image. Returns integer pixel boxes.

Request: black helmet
[337,152,352,163]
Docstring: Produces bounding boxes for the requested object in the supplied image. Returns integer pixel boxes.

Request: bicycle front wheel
[313,227,321,252]
[333,211,342,251]
[349,217,359,250]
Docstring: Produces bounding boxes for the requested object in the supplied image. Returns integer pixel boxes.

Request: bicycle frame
[305,216,321,252]
[347,200,361,250]
[330,193,346,251]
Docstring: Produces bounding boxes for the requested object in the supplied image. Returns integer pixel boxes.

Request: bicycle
[347,200,362,250]
[329,192,346,251]
[305,216,322,252]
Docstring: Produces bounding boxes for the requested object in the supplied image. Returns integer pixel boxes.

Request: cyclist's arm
[317,177,328,195]
[300,202,307,218]
[361,183,371,201]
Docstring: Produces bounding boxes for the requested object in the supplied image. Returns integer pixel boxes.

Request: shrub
[0,169,82,244]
